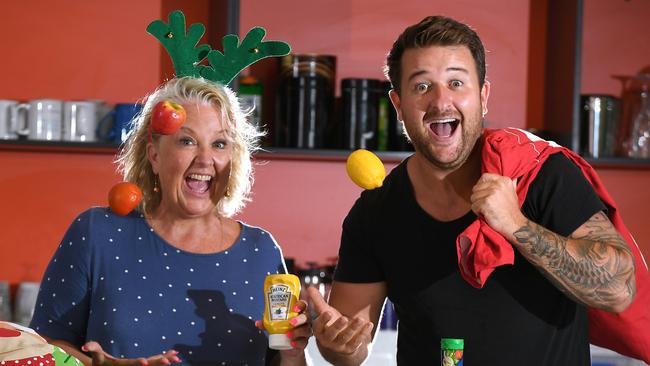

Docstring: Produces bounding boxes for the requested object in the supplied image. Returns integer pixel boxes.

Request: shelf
[0,140,412,163]
[255,148,411,164]
[3,140,650,168]
[584,157,650,170]
[0,139,120,155]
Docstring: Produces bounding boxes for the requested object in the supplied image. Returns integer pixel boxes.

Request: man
[308,15,636,365]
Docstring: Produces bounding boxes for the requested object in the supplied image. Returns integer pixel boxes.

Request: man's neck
[407,144,482,222]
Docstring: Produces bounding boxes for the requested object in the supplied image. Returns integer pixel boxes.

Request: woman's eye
[415,83,429,93]
[180,137,195,145]
[450,80,463,88]
[214,141,227,149]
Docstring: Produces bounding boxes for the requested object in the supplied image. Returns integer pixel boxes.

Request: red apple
[151,100,186,135]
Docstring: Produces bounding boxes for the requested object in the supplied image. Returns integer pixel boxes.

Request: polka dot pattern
[30,208,287,365]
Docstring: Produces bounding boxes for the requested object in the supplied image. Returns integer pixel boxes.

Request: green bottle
[441,338,464,366]
[377,94,389,151]
[238,75,263,128]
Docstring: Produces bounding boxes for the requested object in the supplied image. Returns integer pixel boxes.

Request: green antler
[147,11,291,85]
[198,27,291,85]
[146,10,212,78]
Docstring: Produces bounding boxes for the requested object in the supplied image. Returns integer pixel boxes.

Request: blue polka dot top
[30,207,287,366]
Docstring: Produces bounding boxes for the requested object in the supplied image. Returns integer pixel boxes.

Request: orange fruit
[108,182,142,216]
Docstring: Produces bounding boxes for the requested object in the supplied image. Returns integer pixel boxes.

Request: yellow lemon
[346,149,386,189]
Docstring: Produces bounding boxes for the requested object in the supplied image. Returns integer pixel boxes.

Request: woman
[30,77,311,366]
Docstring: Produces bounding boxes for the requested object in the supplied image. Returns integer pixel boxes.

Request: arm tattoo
[513,212,636,311]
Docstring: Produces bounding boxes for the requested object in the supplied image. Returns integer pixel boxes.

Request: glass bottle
[627,78,650,159]
[238,75,263,129]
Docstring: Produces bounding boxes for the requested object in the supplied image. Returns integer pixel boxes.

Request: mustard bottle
[263,274,301,350]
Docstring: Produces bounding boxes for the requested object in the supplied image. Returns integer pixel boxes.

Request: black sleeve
[333,194,385,283]
[522,153,606,236]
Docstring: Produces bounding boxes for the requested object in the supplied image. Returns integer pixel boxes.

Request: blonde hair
[115,77,264,217]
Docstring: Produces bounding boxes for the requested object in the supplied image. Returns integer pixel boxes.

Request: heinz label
[267,284,292,321]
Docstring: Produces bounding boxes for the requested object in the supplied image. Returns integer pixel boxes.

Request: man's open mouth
[428,119,460,138]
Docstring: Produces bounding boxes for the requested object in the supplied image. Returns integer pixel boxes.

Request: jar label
[441,349,463,366]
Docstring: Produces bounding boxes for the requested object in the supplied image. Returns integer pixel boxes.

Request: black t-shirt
[335,153,606,366]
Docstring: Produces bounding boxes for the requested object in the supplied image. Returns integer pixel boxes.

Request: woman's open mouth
[185,173,213,194]
[428,119,460,138]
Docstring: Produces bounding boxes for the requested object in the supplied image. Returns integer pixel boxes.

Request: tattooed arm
[512,212,636,313]
[471,173,636,313]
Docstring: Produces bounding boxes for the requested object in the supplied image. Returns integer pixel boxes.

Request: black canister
[275,54,336,149]
[382,81,414,151]
[341,78,381,150]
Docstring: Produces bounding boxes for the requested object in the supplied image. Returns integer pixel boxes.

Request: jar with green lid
[441,338,464,366]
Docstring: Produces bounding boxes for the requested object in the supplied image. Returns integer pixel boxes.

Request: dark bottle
[275,54,336,149]
[341,78,381,150]
[382,81,414,152]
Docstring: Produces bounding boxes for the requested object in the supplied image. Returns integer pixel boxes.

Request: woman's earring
[224,186,231,198]
[153,176,160,193]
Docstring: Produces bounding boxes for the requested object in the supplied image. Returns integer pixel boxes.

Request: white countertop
[305,330,648,366]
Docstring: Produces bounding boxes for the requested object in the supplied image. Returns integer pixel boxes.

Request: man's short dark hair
[384,16,487,94]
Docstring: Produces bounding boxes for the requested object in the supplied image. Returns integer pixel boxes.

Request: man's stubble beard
[405,114,484,170]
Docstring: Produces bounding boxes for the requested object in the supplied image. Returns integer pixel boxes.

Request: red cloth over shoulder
[456,128,650,362]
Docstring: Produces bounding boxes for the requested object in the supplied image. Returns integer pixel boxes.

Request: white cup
[0,281,12,321]
[0,99,22,140]
[13,282,40,326]
[18,99,63,141]
[63,101,98,142]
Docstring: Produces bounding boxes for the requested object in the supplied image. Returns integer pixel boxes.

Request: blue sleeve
[261,229,288,275]
[30,209,94,346]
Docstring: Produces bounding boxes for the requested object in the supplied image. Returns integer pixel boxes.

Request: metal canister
[580,95,620,158]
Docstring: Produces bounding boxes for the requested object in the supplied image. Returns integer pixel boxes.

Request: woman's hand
[81,341,180,366]
[256,299,312,365]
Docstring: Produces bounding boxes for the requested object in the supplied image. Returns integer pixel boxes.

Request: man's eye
[415,83,429,93]
[450,80,463,88]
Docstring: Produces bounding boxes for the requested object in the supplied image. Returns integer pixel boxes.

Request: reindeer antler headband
[107,11,291,217]
[147,10,291,85]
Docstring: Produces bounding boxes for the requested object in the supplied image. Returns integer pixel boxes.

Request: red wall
[240,0,530,130]
[0,150,120,284]
[1,0,161,104]
[581,0,650,96]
